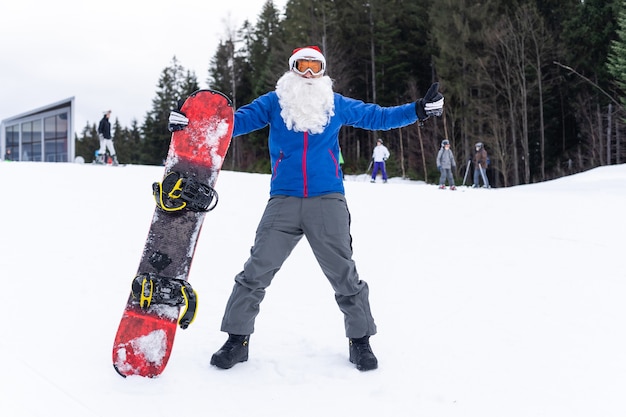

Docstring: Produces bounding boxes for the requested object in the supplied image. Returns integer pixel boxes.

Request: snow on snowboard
[112,90,233,378]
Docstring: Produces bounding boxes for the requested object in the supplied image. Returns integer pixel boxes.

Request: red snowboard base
[112,90,233,378]
[113,305,178,377]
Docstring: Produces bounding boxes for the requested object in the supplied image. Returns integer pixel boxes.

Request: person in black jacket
[97,110,119,165]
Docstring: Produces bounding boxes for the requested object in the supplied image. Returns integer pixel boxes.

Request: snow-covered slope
[1,161,624,417]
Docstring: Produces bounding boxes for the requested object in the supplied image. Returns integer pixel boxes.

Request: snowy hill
[1,161,625,417]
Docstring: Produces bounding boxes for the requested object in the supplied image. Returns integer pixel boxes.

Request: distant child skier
[436,139,456,190]
[371,138,390,183]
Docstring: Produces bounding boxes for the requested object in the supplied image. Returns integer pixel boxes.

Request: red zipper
[328,149,339,178]
[272,151,283,180]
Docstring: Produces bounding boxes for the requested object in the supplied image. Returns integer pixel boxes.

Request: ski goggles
[292,59,325,76]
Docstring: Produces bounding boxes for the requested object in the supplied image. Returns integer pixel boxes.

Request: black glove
[437,165,442,171]
[168,110,189,132]
[415,82,444,121]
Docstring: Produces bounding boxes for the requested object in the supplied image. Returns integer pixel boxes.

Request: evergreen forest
[75,0,626,187]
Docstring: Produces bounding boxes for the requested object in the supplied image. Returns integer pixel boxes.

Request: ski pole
[478,163,489,187]
[462,159,471,185]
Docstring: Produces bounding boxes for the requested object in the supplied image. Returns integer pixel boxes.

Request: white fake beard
[276,71,335,134]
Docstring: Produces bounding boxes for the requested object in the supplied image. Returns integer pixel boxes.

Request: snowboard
[112,90,233,378]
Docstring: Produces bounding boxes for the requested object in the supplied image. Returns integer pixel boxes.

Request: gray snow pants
[220,193,377,339]
[439,168,455,186]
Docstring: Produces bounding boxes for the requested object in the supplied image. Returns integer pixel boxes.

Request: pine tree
[75,122,99,163]
[607,0,626,112]
[560,0,621,167]
[430,0,496,173]
[141,56,199,165]
[248,0,287,98]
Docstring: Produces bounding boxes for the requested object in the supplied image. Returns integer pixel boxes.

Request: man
[472,142,490,188]
[169,46,444,371]
[97,110,119,165]
[371,138,390,183]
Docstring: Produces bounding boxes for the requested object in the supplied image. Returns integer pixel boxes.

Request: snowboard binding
[131,274,198,329]
[152,171,219,212]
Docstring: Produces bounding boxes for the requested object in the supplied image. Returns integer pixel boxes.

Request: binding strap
[152,171,219,212]
[131,274,198,329]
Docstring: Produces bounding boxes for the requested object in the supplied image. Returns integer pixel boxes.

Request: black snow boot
[210,334,250,369]
[349,336,378,371]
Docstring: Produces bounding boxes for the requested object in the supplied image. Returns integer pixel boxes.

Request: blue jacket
[233,91,418,197]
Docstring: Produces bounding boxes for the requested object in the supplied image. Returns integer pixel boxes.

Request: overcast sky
[0,0,287,132]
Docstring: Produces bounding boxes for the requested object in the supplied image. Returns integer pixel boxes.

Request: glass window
[44,113,69,162]
[4,103,72,163]
[21,120,42,161]
[4,125,19,160]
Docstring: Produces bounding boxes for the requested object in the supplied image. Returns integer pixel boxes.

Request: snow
[114,329,168,374]
[130,330,168,365]
[0,160,625,416]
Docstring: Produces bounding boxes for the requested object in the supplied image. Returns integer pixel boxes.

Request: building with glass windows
[1,97,75,162]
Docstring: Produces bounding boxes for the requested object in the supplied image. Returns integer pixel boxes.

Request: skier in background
[370,138,390,183]
[472,142,490,188]
[169,45,444,372]
[97,110,119,166]
[436,139,456,190]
